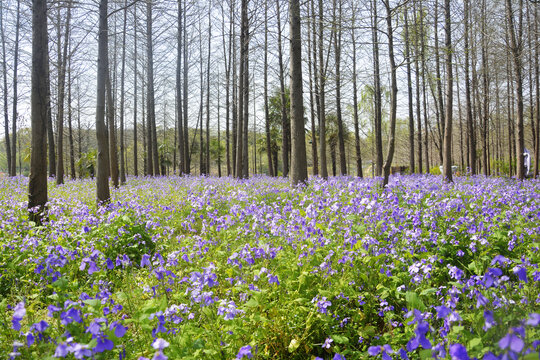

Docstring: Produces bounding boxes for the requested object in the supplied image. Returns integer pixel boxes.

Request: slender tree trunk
[506,0,525,180]
[242,30,249,179]
[405,6,414,173]
[0,1,11,174]
[67,47,75,180]
[206,15,211,175]
[371,0,383,176]
[106,60,119,187]
[29,0,49,221]
[534,3,539,178]
[224,2,233,176]
[10,0,21,176]
[290,0,308,185]
[183,0,189,173]
[434,0,445,164]
[464,0,476,174]
[264,1,273,176]
[56,1,72,185]
[119,0,127,184]
[351,6,362,178]
[333,0,346,175]
[318,0,328,178]
[442,0,453,183]
[420,0,429,172]
[133,4,138,176]
[96,0,110,203]
[381,0,397,187]
[176,0,184,175]
[277,0,290,177]
[147,0,159,176]
[481,0,489,176]
[414,3,423,173]
[311,0,320,176]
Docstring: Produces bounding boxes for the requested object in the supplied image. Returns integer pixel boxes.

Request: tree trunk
[277,0,290,177]
[351,6,362,178]
[106,66,119,187]
[414,2,423,173]
[206,15,211,175]
[10,0,21,176]
[318,0,328,179]
[264,1,273,176]
[464,0,476,174]
[68,46,75,179]
[176,0,184,174]
[434,0,445,165]
[96,0,110,204]
[290,0,308,185]
[381,0,397,187]
[535,3,539,178]
[371,0,383,177]
[183,0,189,173]
[0,2,11,174]
[405,6,414,174]
[56,1,72,185]
[311,0,320,176]
[119,0,127,184]
[29,0,49,221]
[442,0,453,183]
[133,4,138,176]
[333,0,346,176]
[506,0,525,180]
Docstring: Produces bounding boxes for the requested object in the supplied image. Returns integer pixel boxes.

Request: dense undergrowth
[0,175,538,360]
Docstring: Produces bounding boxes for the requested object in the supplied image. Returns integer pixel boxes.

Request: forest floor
[0,175,538,360]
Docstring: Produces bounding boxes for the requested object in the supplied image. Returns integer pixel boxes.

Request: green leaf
[288,338,300,353]
[523,353,539,360]
[330,335,349,344]
[468,337,482,349]
[419,349,432,359]
[245,298,259,308]
[406,291,426,311]
[83,299,101,308]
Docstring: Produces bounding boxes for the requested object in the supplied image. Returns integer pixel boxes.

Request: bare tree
[506,0,525,180]
[289,0,307,185]
[442,0,453,183]
[96,0,111,203]
[10,0,20,176]
[29,0,49,221]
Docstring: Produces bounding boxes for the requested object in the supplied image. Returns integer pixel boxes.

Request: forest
[0,0,539,359]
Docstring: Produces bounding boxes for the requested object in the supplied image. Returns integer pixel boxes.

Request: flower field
[0,175,538,360]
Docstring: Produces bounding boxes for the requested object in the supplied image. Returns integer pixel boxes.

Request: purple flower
[32,320,49,333]
[333,354,346,360]
[94,337,114,353]
[54,343,70,357]
[152,338,170,351]
[71,343,92,359]
[499,331,524,353]
[141,254,152,267]
[435,305,451,319]
[26,332,35,346]
[113,323,128,338]
[12,302,26,331]
[513,266,528,283]
[368,346,381,356]
[237,345,253,359]
[323,337,333,349]
[449,343,469,360]
[152,351,168,360]
[483,311,496,330]
[398,348,409,360]
[526,313,540,327]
